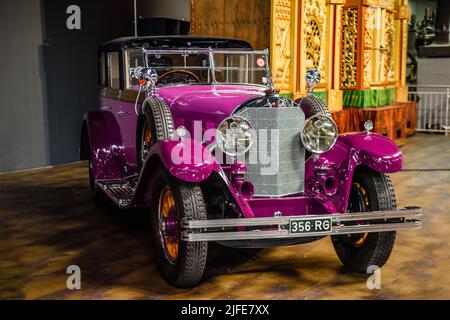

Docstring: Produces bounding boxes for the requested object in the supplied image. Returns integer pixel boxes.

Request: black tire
[296,95,331,118]
[331,167,397,273]
[150,166,208,288]
[136,98,175,170]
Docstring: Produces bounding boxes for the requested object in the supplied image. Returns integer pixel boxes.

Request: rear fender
[80,111,124,180]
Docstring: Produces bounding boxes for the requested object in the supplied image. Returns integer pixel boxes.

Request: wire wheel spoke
[344,182,370,247]
[142,121,152,161]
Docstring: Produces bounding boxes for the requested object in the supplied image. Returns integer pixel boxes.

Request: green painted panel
[343,87,396,108]
[313,90,328,102]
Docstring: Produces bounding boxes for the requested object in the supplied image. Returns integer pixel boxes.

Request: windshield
[136,49,269,87]
[213,52,268,85]
[146,52,212,84]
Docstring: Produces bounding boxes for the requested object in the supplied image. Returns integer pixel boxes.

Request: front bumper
[181,207,422,242]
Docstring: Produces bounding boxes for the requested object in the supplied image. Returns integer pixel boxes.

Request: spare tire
[136,98,175,171]
[296,95,331,118]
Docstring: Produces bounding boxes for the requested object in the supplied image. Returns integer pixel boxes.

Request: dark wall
[41,0,133,165]
[0,0,48,171]
[436,0,450,30]
[0,0,134,172]
[137,0,190,21]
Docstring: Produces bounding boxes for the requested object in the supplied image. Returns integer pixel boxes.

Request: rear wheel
[331,167,397,272]
[150,167,208,288]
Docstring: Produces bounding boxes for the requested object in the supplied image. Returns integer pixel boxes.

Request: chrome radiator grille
[235,107,305,197]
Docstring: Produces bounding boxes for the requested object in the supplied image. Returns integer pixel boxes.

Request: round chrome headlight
[216,116,255,156]
[301,114,338,154]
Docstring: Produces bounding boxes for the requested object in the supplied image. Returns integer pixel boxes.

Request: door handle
[116,110,130,117]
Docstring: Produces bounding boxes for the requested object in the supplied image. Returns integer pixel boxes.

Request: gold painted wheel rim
[158,187,179,263]
[353,232,368,247]
[351,182,369,247]
[142,121,152,162]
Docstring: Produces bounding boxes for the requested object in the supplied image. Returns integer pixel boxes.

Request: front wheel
[331,167,397,273]
[150,166,208,287]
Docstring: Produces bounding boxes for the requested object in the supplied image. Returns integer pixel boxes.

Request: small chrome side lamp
[364,120,374,134]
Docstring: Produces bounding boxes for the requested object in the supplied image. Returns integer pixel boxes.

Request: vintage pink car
[80,36,421,287]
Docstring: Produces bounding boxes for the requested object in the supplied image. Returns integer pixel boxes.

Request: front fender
[132,138,223,207]
[338,133,403,173]
[145,138,221,183]
[312,133,403,213]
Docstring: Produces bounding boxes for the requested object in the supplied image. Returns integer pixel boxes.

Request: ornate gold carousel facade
[190,0,415,144]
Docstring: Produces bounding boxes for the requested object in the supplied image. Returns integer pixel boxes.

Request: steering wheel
[155,69,201,85]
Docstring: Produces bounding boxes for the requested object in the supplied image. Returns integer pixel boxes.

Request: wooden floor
[1,133,449,300]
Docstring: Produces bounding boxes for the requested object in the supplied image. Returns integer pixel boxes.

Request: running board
[96,178,137,208]
[181,207,422,242]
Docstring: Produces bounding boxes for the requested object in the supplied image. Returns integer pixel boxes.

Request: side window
[125,49,145,89]
[107,51,120,89]
[99,52,106,86]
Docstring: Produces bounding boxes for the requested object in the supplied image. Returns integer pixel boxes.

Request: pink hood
[158,84,266,132]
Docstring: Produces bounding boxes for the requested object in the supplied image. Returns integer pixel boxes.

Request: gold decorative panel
[361,7,396,87]
[271,0,296,93]
[363,6,376,87]
[382,10,395,81]
[305,19,321,69]
[395,3,411,20]
[341,7,358,88]
[190,0,270,50]
[303,0,327,78]
[396,0,410,102]
[188,0,412,108]
[363,0,395,10]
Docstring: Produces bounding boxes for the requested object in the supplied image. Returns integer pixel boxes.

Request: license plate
[289,217,332,235]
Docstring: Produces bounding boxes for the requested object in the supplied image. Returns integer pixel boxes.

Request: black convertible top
[100,36,253,51]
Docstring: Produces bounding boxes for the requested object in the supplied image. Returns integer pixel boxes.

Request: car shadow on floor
[0,184,367,298]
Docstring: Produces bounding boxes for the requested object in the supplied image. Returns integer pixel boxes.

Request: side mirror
[305,69,321,94]
[132,67,158,84]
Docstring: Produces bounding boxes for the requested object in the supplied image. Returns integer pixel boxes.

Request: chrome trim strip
[181,208,422,242]
[182,208,422,229]
[182,221,421,241]
[143,49,268,55]
[141,48,269,86]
